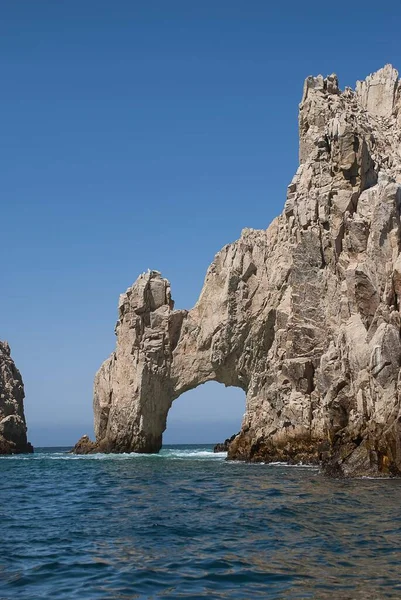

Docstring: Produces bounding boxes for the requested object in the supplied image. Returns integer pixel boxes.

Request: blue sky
[2,1,401,446]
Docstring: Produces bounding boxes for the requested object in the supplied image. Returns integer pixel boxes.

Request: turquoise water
[1,445,401,599]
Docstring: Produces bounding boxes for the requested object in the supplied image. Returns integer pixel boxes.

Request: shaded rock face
[80,65,401,477]
[213,433,238,453]
[0,341,33,454]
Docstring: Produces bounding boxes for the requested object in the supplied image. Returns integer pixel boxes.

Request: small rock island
[74,65,401,478]
[0,341,33,454]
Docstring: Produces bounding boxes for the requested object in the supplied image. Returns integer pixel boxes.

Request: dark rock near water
[213,433,238,453]
[227,431,324,465]
[0,341,33,454]
[70,435,98,454]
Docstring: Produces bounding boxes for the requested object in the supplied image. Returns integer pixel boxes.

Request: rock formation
[76,65,401,477]
[0,341,33,454]
[213,433,238,453]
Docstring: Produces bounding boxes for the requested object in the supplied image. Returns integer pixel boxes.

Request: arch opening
[163,381,245,446]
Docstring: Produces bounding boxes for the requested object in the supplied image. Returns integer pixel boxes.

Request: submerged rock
[0,341,33,454]
[76,65,401,478]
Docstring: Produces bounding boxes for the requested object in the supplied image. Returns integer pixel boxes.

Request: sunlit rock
[76,65,401,478]
[0,341,33,454]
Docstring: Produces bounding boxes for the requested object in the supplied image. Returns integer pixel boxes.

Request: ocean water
[1,446,401,599]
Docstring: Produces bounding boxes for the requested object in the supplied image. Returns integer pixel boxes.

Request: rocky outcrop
[77,65,401,477]
[70,434,98,454]
[0,341,33,454]
[213,433,238,453]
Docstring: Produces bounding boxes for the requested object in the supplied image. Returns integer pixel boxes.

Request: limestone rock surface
[0,341,32,454]
[77,65,401,477]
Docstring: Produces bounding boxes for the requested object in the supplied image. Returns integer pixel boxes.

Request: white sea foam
[0,450,322,467]
[0,448,228,461]
[359,476,394,480]
[226,459,319,470]
[268,461,318,469]
[161,449,227,459]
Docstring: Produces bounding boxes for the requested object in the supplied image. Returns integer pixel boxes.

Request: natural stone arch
[73,65,401,479]
[88,221,316,461]
[92,259,256,454]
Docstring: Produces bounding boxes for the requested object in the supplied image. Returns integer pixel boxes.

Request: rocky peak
[356,64,400,119]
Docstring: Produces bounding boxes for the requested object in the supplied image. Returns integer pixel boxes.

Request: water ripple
[1,445,401,599]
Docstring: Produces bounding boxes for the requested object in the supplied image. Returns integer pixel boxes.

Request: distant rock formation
[76,65,401,477]
[70,434,97,454]
[0,341,33,454]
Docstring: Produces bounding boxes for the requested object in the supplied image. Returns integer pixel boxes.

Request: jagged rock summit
[74,65,401,477]
[0,341,33,454]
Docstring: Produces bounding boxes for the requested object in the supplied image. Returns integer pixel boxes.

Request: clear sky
[2,1,401,447]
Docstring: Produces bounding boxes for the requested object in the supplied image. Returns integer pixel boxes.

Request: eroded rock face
[78,65,401,477]
[0,341,33,454]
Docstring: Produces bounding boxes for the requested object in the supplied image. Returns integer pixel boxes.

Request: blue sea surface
[1,445,401,599]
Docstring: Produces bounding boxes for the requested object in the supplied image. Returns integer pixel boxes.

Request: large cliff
[0,341,32,454]
[76,65,401,477]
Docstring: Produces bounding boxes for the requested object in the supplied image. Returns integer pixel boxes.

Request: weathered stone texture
[78,65,401,477]
[0,341,32,454]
